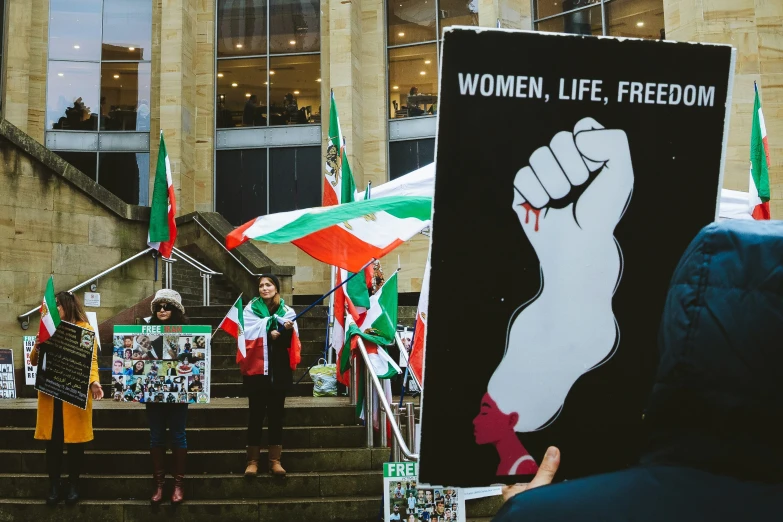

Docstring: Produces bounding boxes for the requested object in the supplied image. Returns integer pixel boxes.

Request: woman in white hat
[146,289,190,505]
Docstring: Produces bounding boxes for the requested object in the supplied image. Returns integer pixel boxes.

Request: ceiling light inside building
[231,82,238,87]
[74,44,80,49]
[316,78,322,82]
[217,73,224,77]
[420,71,426,75]
[113,74,120,78]
[236,43,243,48]
[129,47,135,51]
[293,90,300,94]
[425,60,431,64]
[246,93,251,97]
[57,73,64,77]
[270,71,275,75]
[398,32,405,37]
[636,21,644,27]
[289,40,296,45]
[392,85,398,90]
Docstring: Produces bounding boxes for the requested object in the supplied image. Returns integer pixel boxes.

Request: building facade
[1,0,781,296]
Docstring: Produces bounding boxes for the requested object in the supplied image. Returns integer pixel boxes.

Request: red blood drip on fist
[521,203,541,232]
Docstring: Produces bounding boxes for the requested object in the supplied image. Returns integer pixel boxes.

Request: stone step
[0,470,382,500]
[210,382,315,398]
[0,425,364,451]
[0,448,390,475]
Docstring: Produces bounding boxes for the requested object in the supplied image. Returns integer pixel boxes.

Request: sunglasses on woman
[156,303,175,312]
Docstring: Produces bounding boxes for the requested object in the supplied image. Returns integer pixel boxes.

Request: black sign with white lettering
[419,28,734,487]
[36,321,95,409]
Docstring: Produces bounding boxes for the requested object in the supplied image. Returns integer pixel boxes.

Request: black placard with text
[419,28,734,487]
[35,321,95,409]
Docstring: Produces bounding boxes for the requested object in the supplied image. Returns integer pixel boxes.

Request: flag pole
[292,258,376,323]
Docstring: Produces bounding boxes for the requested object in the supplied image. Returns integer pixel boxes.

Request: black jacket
[494,220,783,521]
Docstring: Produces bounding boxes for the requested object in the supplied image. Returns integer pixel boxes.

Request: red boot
[171,448,187,504]
[150,447,166,505]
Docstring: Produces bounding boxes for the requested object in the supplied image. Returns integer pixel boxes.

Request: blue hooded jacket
[494,220,783,521]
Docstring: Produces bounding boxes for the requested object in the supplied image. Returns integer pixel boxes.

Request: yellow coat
[31,321,100,443]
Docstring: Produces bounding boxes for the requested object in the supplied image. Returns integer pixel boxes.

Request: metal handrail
[172,247,222,276]
[16,247,155,328]
[356,337,419,461]
[192,216,263,277]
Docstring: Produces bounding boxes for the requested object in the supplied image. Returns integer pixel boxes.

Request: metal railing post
[391,403,402,462]
[405,402,416,457]
[365,363,374,448]
[380,410,388,447]
[162,258,175,289]
[202,273,211,306]
[349,363,357,406]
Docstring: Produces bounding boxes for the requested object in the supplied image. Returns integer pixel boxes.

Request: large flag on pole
[148,132,177,258]
[37,276,61,344]
[226,196,432,272]
[409,256,429,387]
[218,295,246,358]
[749,83,771,220]
[323,90,357,207]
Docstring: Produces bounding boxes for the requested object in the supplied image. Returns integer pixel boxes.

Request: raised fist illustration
[486,117,634,434]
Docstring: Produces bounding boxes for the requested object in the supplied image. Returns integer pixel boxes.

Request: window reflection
[98,152,149,205]
[389,139,434,180]
[218,0,267,58]
[536,5,601,35]
[102,0,152,60]
[217,58,268,128]
[388,44,438,119]
[439,0,478,36]
[387,0,437,46]
[55,152,98,181]
[536,0,601,20]
[606,0,664,39]
[49,0,103,61]
[216,149,268,225]
[48,61,100,130]
[269,0,320,54]
[100,62,151,131]
[269,55,320,125]
[269,146,320,212]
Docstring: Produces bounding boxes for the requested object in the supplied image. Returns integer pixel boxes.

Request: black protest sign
[419,28,734,487]
[35,321,95,409]
[0,349,16,399]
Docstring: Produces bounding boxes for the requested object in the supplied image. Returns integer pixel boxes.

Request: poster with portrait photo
[419,27,735,487]
[112,325,211,403]
[383,463,464,522]
[0,349,17,399]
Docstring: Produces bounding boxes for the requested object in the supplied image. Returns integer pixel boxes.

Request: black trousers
[46,399,85,481]
[244,375,287,446]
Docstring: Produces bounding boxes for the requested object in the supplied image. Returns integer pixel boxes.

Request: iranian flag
[409,256,430,387]
[323,90,357,206]
[147,132,177,258]
[749,83,771,220]
[226,196,432,273]
[37,276,61,344]
[218,295,246,358]
[239,300,302,373]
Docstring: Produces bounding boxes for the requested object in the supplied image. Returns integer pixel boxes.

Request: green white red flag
[749,83,771,220]
[37,276,61,344]
[238,300,301,372]
[323,90,357,206]
[409,256,429,387]
[148,132,177,258]
[217,295,246,358]
[226,196,432,273]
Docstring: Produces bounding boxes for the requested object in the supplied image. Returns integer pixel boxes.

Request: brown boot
[268,445,286,476]
[244,446,261,478]
[171,448,187,504]
[150,447,166,505]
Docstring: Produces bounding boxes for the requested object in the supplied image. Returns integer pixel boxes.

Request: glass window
[269,0,320,54]
[269,55,320,125]
[536,0,601,20]
[49,0,103,61]
[269,146,321,213]
[439,0,478,36]
[536,5,602,35]
[387,0,437,46]
[216,149,268,225]
[102,0,152,60]
[98,152,149,205]
[217,58,268,128]
[389,138,434,180]
[388,44,438,119]
[218,0,267,58]
[55,151,98,181]
[100,62,151,131]
[47,61,100,131]
[606,0,664,39]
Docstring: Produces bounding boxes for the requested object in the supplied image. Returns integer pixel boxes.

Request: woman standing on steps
[31,291,103,506]
[241,274,301,478]
[146,289,190,505]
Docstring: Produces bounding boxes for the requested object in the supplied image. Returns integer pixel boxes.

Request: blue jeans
[146,404,188,449]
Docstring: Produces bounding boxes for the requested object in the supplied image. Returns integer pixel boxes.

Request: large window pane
[269,146,320,213]
[269,55,320,125]
[536,0,599,20]
[55,151,98,181]
[98,152,149,205]
[606,0,664,39]
[218,0,267,58]
[100,62,151,131]
[439,0,478,36]
[269,0,320,54]
[217,58,268,128]
[536,5,602,35]
[102,0,152,60]
[49,0,103,61]
[388,44,438,119]
[387,0,437,46]
[48,61,100,131]
[389,139,434,180]
[216,149,268,225]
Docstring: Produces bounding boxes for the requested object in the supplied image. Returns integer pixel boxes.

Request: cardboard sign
[35,321,95,409]
[24,336,37,385]
[111,325,211,404]
[419,28,735,487]
[383,462,464,522]
[0,350,16,399]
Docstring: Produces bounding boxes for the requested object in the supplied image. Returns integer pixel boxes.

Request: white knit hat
[151,289,185,314]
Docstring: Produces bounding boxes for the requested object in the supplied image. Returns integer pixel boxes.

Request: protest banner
[384,462,464,522]
[35,321,95,409]
[24,336,37,385]
[0,349,16,399]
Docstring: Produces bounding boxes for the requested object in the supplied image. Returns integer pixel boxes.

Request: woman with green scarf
[240,274,301,477]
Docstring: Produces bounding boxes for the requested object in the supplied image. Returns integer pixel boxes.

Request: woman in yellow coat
[30,291,103,506]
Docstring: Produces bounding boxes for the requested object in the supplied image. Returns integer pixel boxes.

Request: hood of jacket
[640,220,783,482]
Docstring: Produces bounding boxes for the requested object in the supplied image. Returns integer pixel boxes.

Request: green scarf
[250,296,287,333]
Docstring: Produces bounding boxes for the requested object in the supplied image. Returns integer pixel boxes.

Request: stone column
[664,0,783,217]
[479,0,533,30]
[360,0,388,190]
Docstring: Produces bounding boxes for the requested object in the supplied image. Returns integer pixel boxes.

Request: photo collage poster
[0,349,16,399]
[111,325,211,404]
[384,462,465,522]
